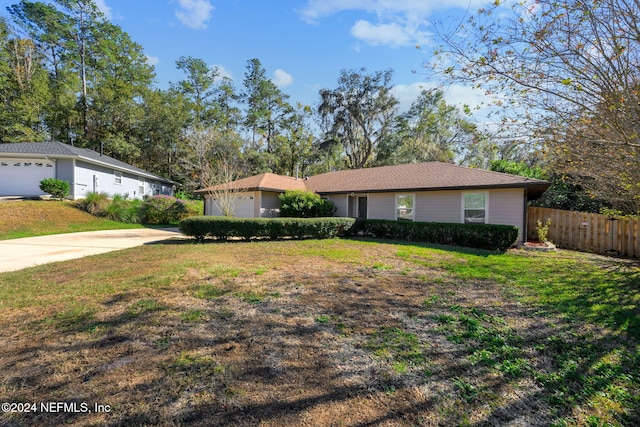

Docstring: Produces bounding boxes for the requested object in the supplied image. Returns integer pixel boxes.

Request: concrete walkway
[0,228,184,273]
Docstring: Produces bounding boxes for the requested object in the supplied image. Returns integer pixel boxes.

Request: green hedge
[279,190,336,217]
[141,195,201,224]
[179,216,356,241]
[353,219,519,252]
[39,178,70,199]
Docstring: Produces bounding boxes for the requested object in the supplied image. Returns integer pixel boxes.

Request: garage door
[0,158,55,196]
[234,195,256,218]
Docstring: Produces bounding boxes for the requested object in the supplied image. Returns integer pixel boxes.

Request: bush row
[353,219,519,252]
[141,195,202,224]
[278,190,336,217]
[179,216,356,241]
[77,192,202,224]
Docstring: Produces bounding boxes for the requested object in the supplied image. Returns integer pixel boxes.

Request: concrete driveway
[0,228,184,273]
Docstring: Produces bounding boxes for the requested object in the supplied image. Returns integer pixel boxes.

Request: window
[114,171,122,185]
[138,178,145,195]
[396,194,414,221]
[463,193,487,224]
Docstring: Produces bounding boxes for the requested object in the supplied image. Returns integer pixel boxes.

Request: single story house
[0,141,174,199]
[196,162,550,243]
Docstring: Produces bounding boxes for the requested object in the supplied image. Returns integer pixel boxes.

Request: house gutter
[0,151,173,184]
[313,183,550,196]
[195,186,295,194]
[77,156,174,184]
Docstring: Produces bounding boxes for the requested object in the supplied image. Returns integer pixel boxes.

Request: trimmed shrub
[77,193,201,224]
[179,216,356,242]
[141,195,194,224]
[279,190,336,218]
[353,220,519,252]
[39,178,70,199]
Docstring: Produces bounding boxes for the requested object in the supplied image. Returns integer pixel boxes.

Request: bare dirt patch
[0,240,636,426]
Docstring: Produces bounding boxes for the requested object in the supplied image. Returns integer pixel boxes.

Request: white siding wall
[415,191,461,223]
[74,161,144,200]
[205,196,222,216]
[0,156,171,199]
[367,193,396,220]
[487,188,525,242]
[325,194,349,217]
[413,188,525,243]
[204,191,258,217]
[234,192,256,218]
[203,188,526,242]
[331,188,526,243]
[72,161,172,200]
[56,159,75,196]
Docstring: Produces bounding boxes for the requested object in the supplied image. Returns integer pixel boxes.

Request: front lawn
[0,200,142,240]
[0,239,637,426]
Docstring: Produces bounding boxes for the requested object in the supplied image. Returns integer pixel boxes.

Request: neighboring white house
[0,141,174,199]
[196,162,551,244]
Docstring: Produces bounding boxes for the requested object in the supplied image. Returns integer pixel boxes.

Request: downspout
[72,158,76,199]
[522,188,529,245]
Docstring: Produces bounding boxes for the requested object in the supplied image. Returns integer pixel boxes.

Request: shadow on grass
[153,235,506,256]
[1,241,638,426]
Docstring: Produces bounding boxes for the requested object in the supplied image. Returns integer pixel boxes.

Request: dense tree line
[3,0,639,214]
[0,0,492,195]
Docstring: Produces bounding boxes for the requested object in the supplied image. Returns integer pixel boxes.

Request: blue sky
[3,0,492,114]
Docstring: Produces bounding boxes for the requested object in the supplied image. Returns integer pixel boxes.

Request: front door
[357,196,368,219]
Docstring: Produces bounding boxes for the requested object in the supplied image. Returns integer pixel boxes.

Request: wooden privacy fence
[527,207,640,258]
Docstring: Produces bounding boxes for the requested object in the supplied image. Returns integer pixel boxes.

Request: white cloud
[94,0,112,20]
[211,64,233,81]
[351,20,412,47]
[175,0,215,30]
[392,81,489,115]
[146,55,160,66]
[300,0,486,47]
[272,69,293,88]
[391,82,430,112]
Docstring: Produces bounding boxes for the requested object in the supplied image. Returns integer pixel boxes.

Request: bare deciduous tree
[202,160,243,217]
[432,0,640,212]
[180,125,242,193]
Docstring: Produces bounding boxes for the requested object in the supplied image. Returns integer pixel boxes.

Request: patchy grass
[0,239,638,426]
[0,200,142,240]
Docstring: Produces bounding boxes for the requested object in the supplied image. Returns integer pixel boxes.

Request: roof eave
[75,155,175,184]
[196,186,296,194]
[314,182,551,195]
[0,152,76,160]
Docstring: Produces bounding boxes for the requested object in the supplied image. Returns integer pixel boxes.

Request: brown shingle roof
[196,173,307,193]
[196,163,550,197]
[305,162,549,195]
